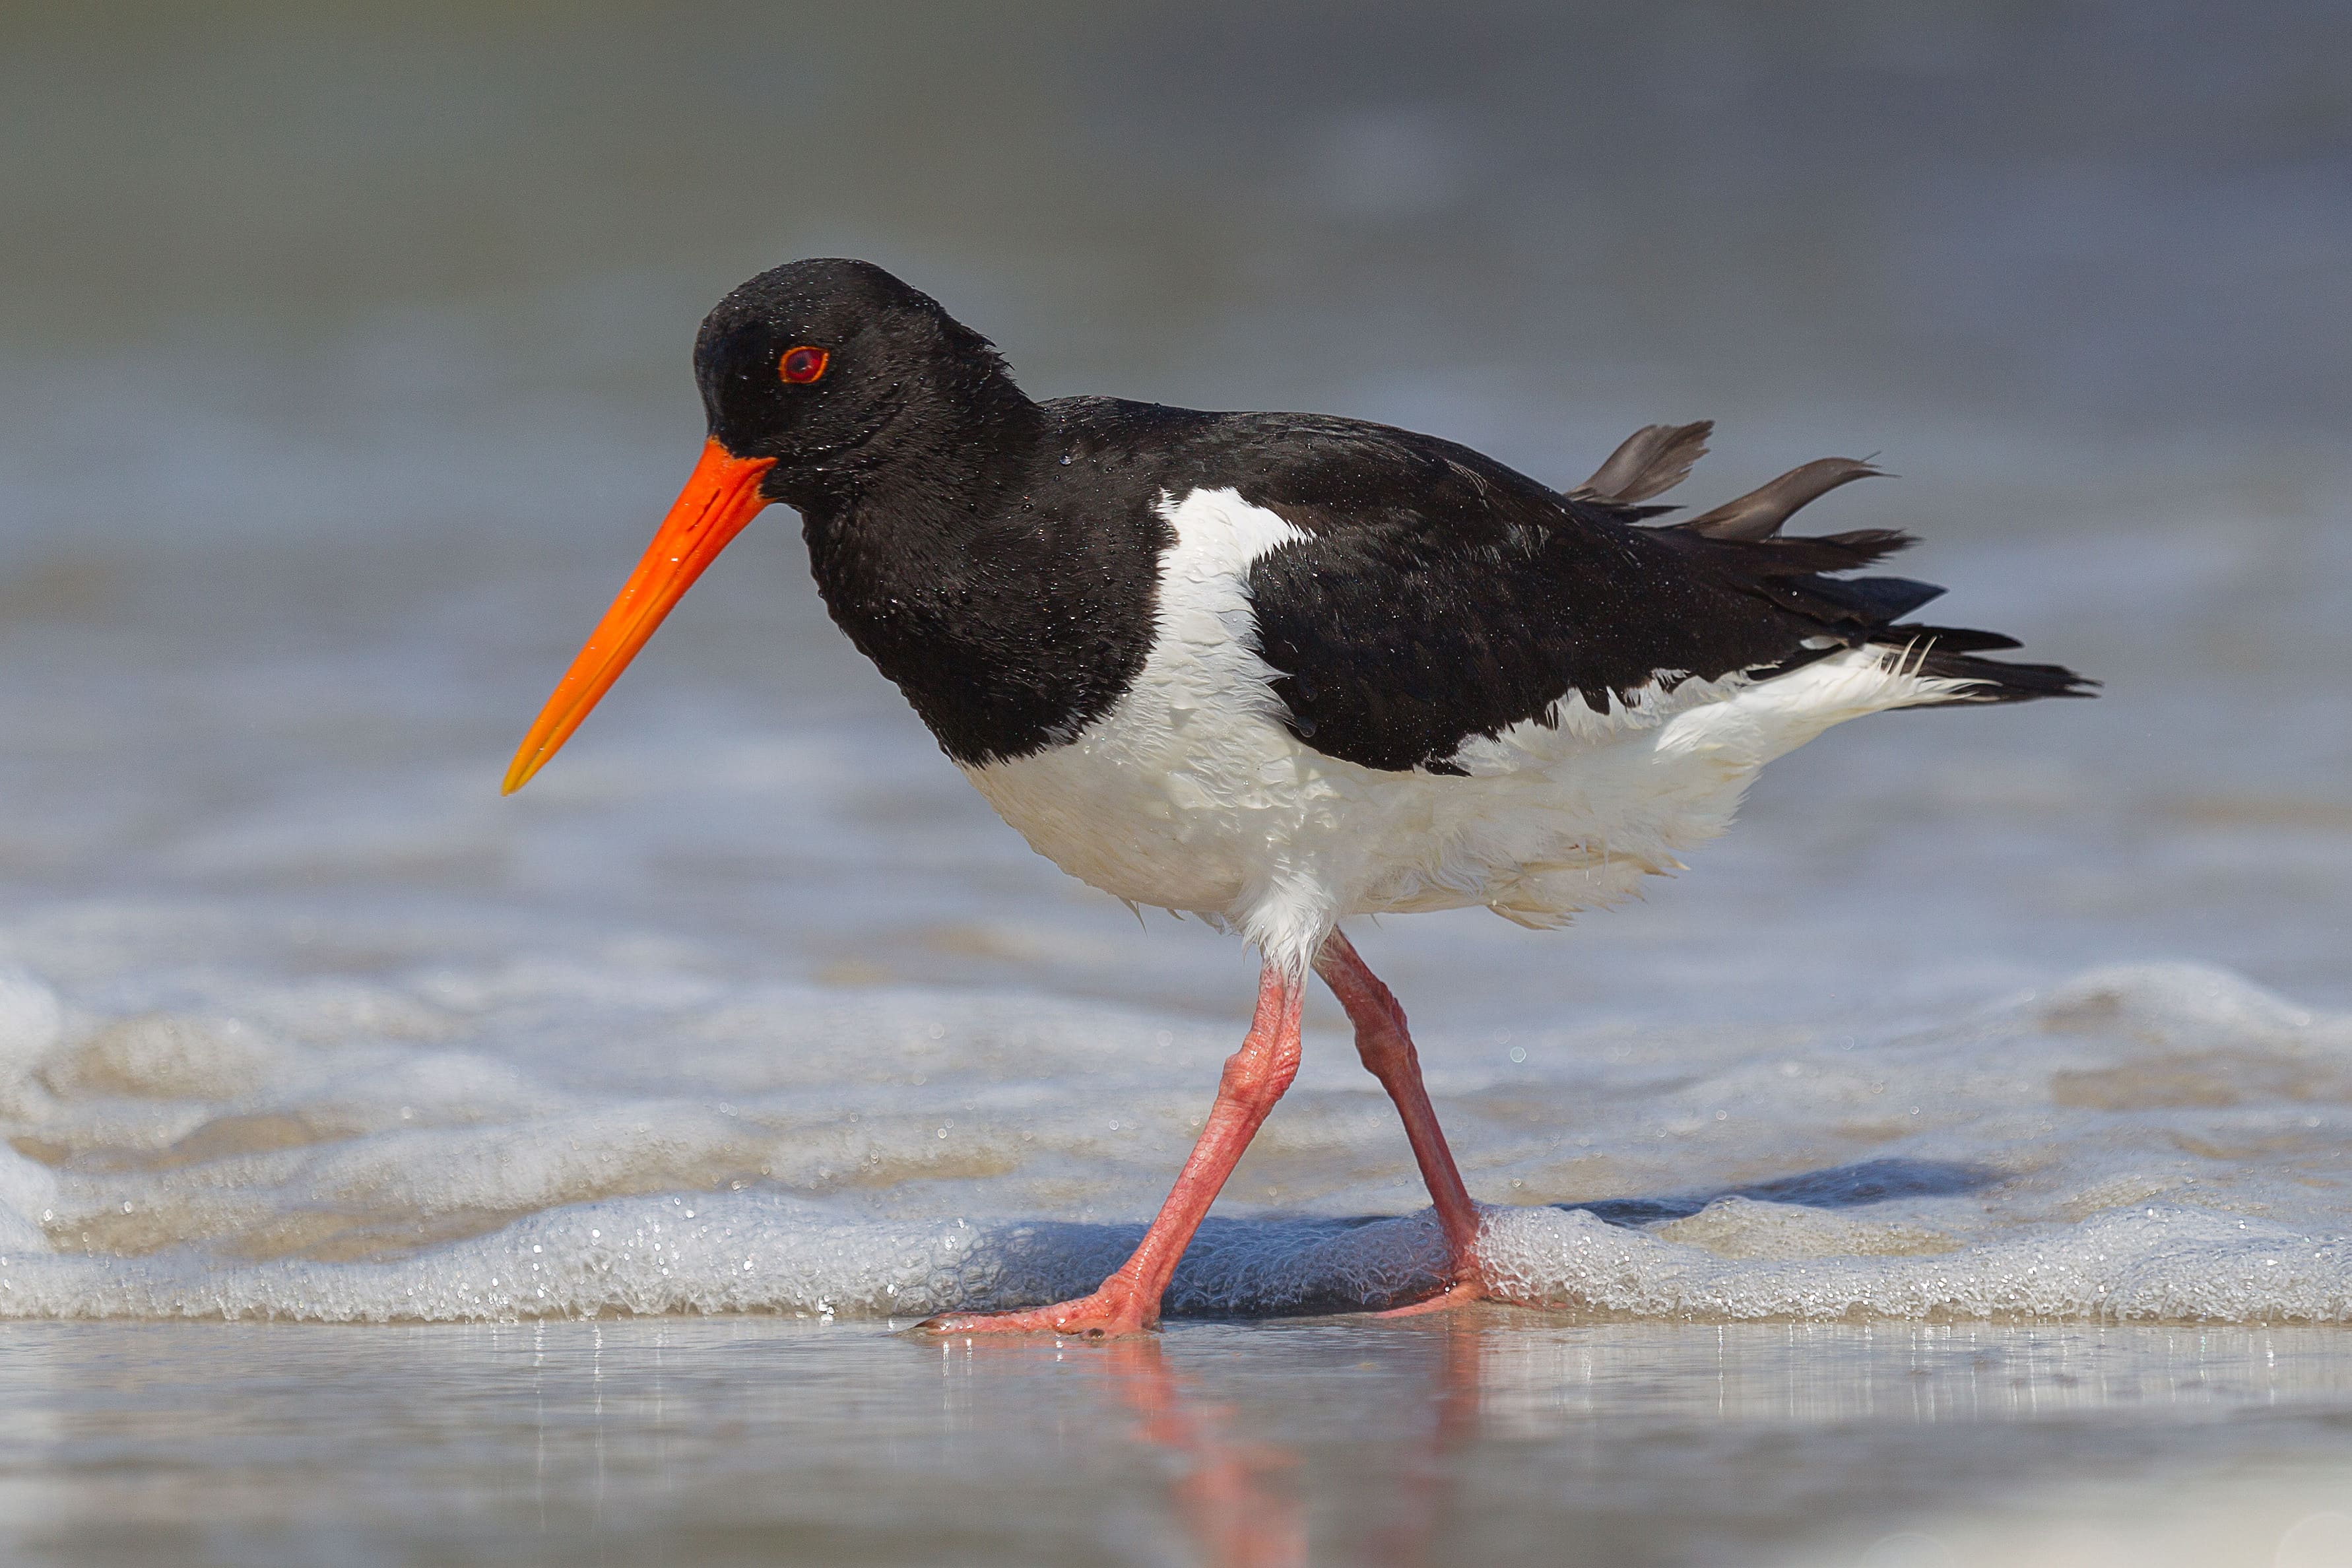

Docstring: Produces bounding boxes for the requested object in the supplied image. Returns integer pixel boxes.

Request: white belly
[961,487,1973,975]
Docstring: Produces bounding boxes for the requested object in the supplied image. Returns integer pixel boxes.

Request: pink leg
[921,965,1305,1337]
[1313,931,1489,1307]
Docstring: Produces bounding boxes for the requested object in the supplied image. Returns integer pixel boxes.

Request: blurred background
[2,0,2346,1034]
[0,1,2343,1014]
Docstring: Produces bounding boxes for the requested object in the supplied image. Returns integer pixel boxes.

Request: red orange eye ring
[779,345,829,384]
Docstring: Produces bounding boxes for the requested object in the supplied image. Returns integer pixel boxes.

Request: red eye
[779,346,829,384]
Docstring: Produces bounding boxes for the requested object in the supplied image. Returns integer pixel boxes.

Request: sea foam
[0,954,2347,1324]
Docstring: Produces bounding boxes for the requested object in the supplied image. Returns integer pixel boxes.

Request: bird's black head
[693,258,1024,506]
[502,259,1033,795]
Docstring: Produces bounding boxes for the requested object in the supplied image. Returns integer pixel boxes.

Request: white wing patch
[1139,486,1303,739]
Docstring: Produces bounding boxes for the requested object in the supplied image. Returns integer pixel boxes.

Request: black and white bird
[505,259,2090,1335]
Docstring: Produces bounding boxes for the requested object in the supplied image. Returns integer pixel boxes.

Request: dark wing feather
[1679,457,1885,540]
[1571,420,1714,505]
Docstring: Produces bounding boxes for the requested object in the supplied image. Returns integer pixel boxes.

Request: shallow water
[6,1316,2352,1568]
[1,0,2348,1557]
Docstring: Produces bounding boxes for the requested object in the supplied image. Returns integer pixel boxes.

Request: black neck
[791,392,1164,767]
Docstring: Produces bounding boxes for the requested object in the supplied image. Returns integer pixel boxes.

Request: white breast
[962,487,1975,976]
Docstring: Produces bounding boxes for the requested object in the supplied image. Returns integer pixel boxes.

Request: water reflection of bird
[1096,1338,1306,1568]
[504,259,2090,1335]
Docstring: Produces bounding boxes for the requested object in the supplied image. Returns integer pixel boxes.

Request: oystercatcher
[504,259,2089,1334]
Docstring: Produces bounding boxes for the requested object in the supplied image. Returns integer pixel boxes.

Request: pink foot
[917,1280,1154,1338]
[1374,1278,1499,1319]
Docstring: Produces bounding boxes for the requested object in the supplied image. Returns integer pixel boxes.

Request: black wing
[1198,415,2086,775]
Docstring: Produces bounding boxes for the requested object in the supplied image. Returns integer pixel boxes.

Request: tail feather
[1899,641,2097,703]
[1878,622,2021,654]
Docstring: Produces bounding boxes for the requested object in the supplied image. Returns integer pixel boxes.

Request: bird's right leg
[1313,931,1490,1310]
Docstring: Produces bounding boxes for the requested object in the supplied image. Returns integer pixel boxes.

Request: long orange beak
[502,438,776,795]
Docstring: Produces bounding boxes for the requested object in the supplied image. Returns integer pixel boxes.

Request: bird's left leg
[919,963,1306,1336]
[1314,931,1491,1311]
